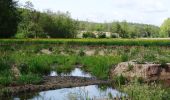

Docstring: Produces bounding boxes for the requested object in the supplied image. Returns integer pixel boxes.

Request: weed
[17,74,42,85]
[127,63,134,71]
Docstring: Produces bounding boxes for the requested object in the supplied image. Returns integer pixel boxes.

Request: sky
[18,0,170,26]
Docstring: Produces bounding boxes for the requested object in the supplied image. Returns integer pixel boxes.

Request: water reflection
[12,68,124,100]
[20,85,123,100]
[50,68,92,77]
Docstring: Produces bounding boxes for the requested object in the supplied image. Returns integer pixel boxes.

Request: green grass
[122,83,170,100]
[17,74,42,85]
[80,55,122,79]
[0,38,169,46]
[0,77,13,86]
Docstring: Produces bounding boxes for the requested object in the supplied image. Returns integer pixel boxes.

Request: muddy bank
[111,61,170,82]
[0,76,111,96]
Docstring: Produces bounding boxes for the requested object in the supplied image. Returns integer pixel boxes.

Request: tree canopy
[160,18,170,37]
[16,2,78,38]
[0,0,20,38]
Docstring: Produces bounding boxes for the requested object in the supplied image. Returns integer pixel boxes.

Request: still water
[14,85,123,100]
[12,68,124,100]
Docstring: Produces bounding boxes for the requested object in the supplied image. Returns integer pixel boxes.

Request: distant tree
[17,2,47,38]
[160,18,170,37]
[47,11,78,38]
[95,24,104,31]
[120,21,129,38]
[115,22,122,34]
[0,0,20,38]
[24,1,34,11]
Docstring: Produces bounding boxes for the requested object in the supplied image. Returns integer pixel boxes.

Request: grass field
[0,38,169,46]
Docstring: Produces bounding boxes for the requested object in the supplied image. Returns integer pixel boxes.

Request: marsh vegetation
[0,40,169,99]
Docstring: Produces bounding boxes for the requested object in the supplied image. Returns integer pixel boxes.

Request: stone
[11,64,21,80]
[111,61,170,82]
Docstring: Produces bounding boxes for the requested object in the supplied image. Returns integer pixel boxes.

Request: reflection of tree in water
[10,92,40,100]
[65,85,119,100]
[66,87,90,100]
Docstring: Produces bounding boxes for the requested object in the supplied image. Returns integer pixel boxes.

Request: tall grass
[80,55,122,79]
[122,83,170,100]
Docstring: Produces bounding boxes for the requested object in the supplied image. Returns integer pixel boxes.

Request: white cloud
[18,0,170,26]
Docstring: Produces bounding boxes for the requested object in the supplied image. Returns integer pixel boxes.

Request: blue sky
[18,0,170,26]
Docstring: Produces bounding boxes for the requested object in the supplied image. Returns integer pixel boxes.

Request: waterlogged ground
[0,44,170,100]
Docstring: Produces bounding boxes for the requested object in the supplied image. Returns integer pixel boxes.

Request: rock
[41,49,52,54]
[11,64,21,80]
[111,61,170,82]
[85,50,95,56]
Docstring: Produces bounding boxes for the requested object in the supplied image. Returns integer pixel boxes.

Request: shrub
[97,32,106,38]
[111,33,119,38]
[82,32,96,38]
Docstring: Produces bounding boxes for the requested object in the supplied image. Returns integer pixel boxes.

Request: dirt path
[0,76,111,96]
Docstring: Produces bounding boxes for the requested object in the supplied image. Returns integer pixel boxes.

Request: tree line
[0,0,170,38]
[79,21,161,38]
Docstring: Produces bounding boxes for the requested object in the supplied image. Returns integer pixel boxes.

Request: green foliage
[82,32,96,38]
[17,7,78,38]
[0,54,13,71]
[111,33,119,38]
[160,18,170,37]
[78,21,160,38]
[18,74,42,84]
[128,64,134,71]
[123,83,169,100]
[121,54,129,62]
[0,39,170,46]
[80,56,121,79]
[47,12,78,38]
[97,32,106,38]
[78,49,85,56]
[54,55,77,74]
[0,0,21,38]
[0,77,13,86]
[26,55,53,74]
[114,75,127,86]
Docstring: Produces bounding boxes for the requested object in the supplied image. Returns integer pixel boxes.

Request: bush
[98,32,106,38]
[82,32,96,38]
[111,33,119,38]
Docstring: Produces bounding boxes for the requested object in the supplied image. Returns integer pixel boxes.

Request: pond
[13,85,124,100]
[11,68,124,100]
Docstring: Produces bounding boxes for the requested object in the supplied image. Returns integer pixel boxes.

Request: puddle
[50,68,92,78]
[10,68,124,100]
[13,85,124,100]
